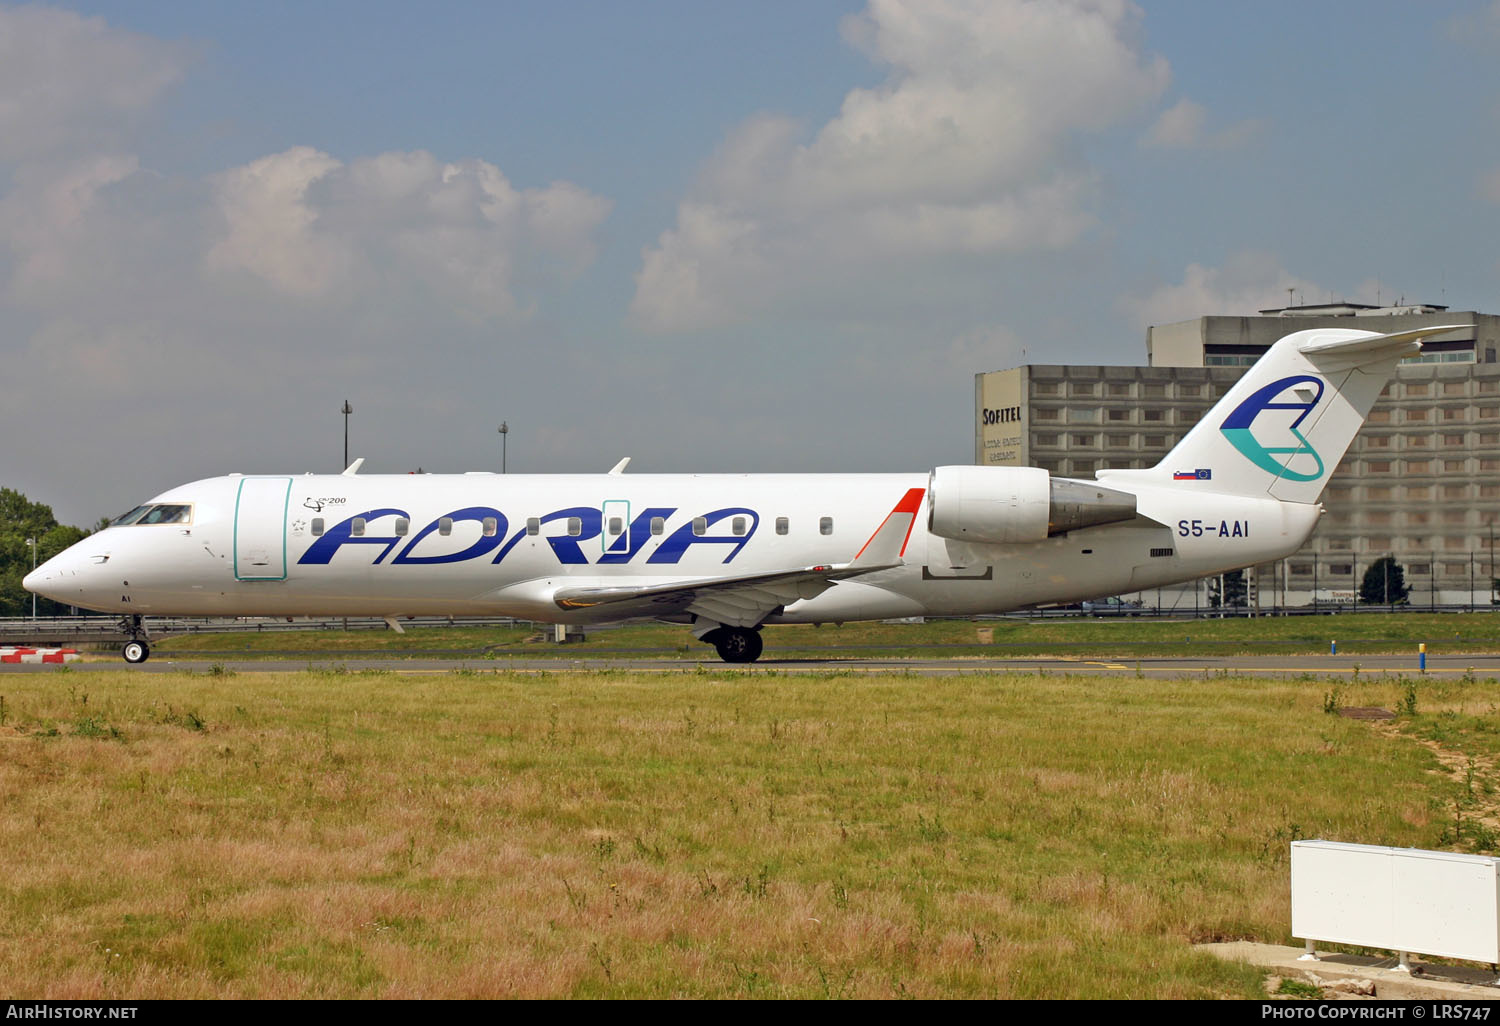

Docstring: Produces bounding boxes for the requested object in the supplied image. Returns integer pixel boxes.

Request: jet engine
[926,465,1137,545]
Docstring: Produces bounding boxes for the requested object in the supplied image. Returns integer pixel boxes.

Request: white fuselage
[26,471,1319,624]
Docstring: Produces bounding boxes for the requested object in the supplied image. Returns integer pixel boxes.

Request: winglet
[608,457,631,475]
[851,488,925,568]
[343,458,365,476]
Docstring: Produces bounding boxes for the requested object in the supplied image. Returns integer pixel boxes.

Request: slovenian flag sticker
[1174,469,1212,481]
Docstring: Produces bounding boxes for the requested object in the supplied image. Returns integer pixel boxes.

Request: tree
[1359,556,1409,606]
[0,487,91,616]
[1207,569,1247,609]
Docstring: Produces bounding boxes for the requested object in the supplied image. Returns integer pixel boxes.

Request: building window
[1143,384,1165,398]
[1035,409,1059,421]
[1445,459,1467,472]
[1069,409,1098,423]
[1107,434,1131,447]
[1444,485,1469,499]
[1406,383,1430,396]
[1443,407,1465,421]
[1368,461,1391,473]
[1180,411,1199,424]
[1143,409,1164,422]
[1406,409,1429,422]
[1071,459,1095,474]
[1411,563,1431,575]
[1072,434,1095,447]
[1365,436,1390,448]
[1070,383,1096,396]
[1178,385,1200,397]
[1444,434,1467,446]
[1406,487,1431,499]
[1408,435,1429,447]
[1108,383,1131,396]
[1482,407,1500,419]
[1405,461,1429,473]
[1445,382,1468,396]
[1143,435,1165,447]
[1107,409,1130,421]
[1329,564,1352,575]
[1367,410,1391,423]
[1034,382,1058,395]
[1036,434,1059,446]
[1290,563,1313,576]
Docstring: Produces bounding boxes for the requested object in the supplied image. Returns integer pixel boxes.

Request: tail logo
[1219,375,1326,482]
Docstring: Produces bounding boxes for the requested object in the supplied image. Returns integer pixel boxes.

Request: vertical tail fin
[1097,324,1466,503]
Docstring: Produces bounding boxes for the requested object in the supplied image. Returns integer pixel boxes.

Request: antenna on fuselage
[342,458,365,476]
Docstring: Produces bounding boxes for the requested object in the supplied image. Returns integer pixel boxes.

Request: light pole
[25,538,36,619]
[498,421,508,473]
[341,400,353,470]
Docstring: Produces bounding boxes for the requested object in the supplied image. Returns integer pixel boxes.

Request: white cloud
[632,0,1171,333]
[0,6,190,162]
[1118,253,1328,329]
[206,147,612,316]
[1143,98,1261,150]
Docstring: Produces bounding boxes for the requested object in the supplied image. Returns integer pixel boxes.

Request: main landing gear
[119,615,150,664]
[703,626,763,663]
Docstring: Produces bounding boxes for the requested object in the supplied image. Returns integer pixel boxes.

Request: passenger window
[693,517,707,536]
[482,517,498,537]
[311,518,324,536]
[650,517,665,536]
[527,517,540,536]
[352,518,366,537]
[395,517,409,536]
[732,516,746,536]
[775,517,788,535]
[439,518,453,536]
[567,517,582,537]
[819,517,833,536]
[609,516,623,536]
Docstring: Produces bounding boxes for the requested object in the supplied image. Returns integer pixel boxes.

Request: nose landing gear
[118,615,150,663]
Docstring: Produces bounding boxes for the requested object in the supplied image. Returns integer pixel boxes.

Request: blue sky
[7,0,1500,524]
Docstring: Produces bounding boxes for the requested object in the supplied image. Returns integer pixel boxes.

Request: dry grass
[0,666,1484,998]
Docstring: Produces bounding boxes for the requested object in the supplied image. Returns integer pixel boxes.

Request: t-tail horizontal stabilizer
[1098,323,1467,504]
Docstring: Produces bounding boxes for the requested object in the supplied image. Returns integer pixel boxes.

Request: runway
[2,651,1491,677]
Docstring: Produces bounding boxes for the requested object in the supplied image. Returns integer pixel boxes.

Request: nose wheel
[118,615,150,663]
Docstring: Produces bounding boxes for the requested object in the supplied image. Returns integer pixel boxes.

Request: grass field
[148,611,1500,660]
[2,664,1494,998]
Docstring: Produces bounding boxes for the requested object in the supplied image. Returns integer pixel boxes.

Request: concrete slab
[1200,941,1500,999]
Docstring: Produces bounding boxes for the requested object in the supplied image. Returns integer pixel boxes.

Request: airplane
[24,323,1460,664]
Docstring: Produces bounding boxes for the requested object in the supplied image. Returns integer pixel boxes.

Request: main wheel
[712,627,763,663]
[122,640,150,664]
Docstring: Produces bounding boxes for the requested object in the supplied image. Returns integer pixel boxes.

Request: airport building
[976,304,1500,609]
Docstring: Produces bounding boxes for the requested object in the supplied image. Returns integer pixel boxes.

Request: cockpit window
[110,503,193,526]
[109,505,152,526]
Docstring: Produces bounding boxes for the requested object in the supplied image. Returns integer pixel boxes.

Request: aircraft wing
[552,562,884,625]
[551,486,926,627]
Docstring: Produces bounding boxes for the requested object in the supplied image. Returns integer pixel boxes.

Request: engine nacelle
[926,466,1138,545]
